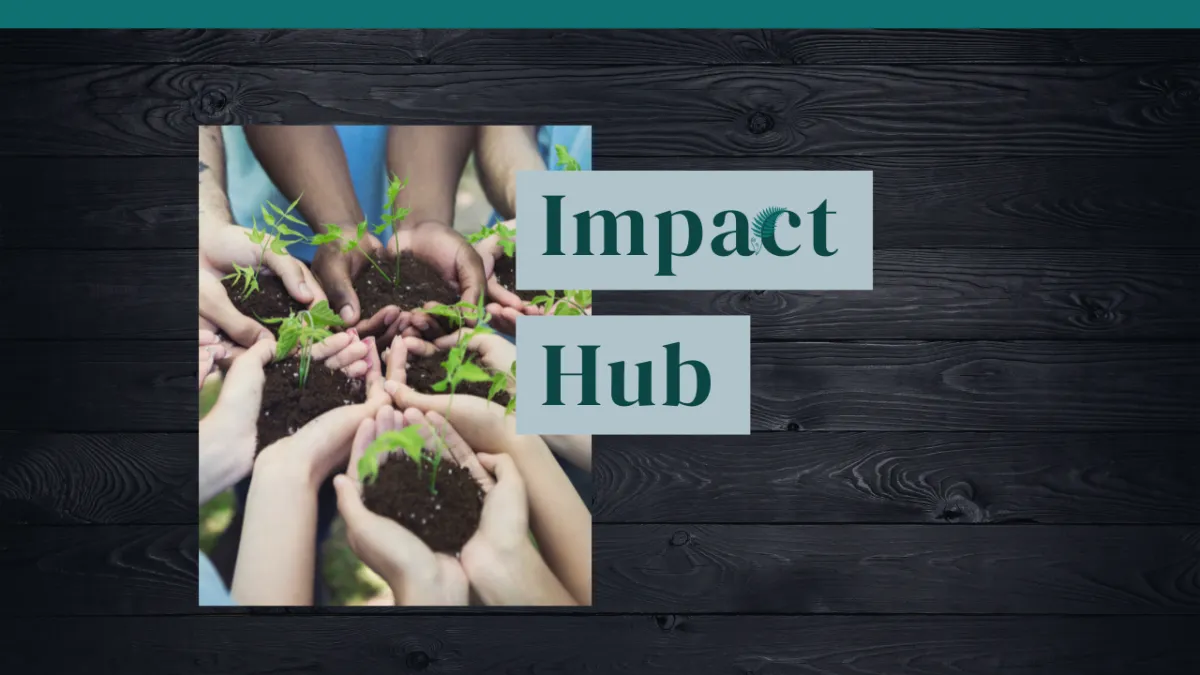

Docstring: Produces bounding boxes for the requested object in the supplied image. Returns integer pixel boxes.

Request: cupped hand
[198,329,227,389]
[433,329,515,391]
[332,406,470,605]
[199,339,275,504]
[257,330,390,488]
[472,220,540,335]
[199,268,275,350]
[199,219,325,307]
[388,220,486,315]
[378,336,519,456]
[311,233,411,344]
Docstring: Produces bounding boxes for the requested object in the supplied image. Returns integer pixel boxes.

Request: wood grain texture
[0,342,193,432]
[6,157,1197,250]
[594,433,1200,524]
[6,616,1198,675]
[0,251,193,339]
[594,525,1200,613]
[0,433,195,525]
[2,30,1199,65]
[750,341,1198,431]
[3,524,1197,615]
[2,63,1198,156]
[599,250,1200,340]
[5,249,1195,340]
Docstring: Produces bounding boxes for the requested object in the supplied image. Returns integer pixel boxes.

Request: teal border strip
[2,1,1200,29]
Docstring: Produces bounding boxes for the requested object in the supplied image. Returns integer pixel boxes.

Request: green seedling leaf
[554,144,582,171]
[275,321,301,361]
[261,205,276,227]
[309,231,342,246]
[455,361,494,383]
[269,238,289,256]
[431,379,449,392]
[488,372,507,400]
[358,427,426,485]
[306,300,345,328]
[554,304,582,316]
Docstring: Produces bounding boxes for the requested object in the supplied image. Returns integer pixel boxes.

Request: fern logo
[749,206,787,256]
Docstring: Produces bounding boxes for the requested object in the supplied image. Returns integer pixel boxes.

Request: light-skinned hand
[386,221,486,338]
[199,219,325,307]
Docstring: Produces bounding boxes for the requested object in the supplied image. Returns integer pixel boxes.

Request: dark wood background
[1,29,1198,673]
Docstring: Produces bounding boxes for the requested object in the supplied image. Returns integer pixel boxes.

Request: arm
[474,125,545,220]
[386,125,476,230]
[540,435,592,472]
[199,126,233,224]
[243,125,365,233]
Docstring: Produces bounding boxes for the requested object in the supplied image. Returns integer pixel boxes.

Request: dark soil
[403,351,512,409]
[354,252,459,320]
[362,454,483,554]
[257,357,366,451]
[492,252,546,303]
[224,273,307,323]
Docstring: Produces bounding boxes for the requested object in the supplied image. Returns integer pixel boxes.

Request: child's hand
[333,406,470,606]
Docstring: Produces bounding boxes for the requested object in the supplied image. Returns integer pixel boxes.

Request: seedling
[357,425,426,485]
[377,174,412,285]
[261,300,345,387]
[530,289,591,316]
[466,220,516,258]
[223,195,309,298]
[554,144,582,172]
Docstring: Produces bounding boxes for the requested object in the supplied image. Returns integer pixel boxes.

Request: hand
[333,406,472,605]
[388,221,486,323]
[199,218,325,307]
[310,231,411,343]
[199,269,275,349]
[198,329,228,390]
[257,330,390,485]
[379,336,520,456]
[472,220,540,335]
[432,329,516,393]
[198,340,275,505]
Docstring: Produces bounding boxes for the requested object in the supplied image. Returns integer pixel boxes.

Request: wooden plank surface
[3,524,1197,614]
[5,157,1198,250]
[8,616,1199,674]
[3,29,1200,65]
[5,431,1197,527]
[593,432,1200,524]
[2,63,1198,156]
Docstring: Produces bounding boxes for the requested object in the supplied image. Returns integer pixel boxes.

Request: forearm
[508,436,592,604]
[386,125,476,229]
[475,126,544,220]
[244,125,364,232]
[540,435,591,472]
[199,126,233,223]
[230,452,319,606]
[468,540,577,606]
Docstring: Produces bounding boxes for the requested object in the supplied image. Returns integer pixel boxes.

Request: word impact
[543,343,710,407]
[542,197,839,276]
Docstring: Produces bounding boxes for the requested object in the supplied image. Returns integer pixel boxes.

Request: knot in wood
[199,89,228,116]
[786,421,801,431]
[414,53,432,65]
[405,650,431,670]
[747,111,774,135]
[654,614,679,631]
[669,530,690,546]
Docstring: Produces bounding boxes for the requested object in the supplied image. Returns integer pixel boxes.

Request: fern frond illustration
[750,206,788,255]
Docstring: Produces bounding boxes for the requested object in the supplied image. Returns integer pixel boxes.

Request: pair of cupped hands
[201,321,527,605]
[198,217,541,366]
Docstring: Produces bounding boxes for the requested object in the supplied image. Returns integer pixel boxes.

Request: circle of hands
[200,313,534,605]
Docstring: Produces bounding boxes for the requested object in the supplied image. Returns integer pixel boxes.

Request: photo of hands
[197,124,593,607]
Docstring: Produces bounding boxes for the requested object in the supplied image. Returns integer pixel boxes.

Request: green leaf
[504,396,517,416]
[455,361,494,383]
[554,144,582,171]
[751,206,787,242]
[488,374,507,400]
[269,238,289,255]
[306,300,344,328]
[356,220,368,239]
[370,222,389,235]
[554,304,582,316]
[309,232,341,246]
[431,379,449,392]
[261,205,275,227]
[275,322,301,361]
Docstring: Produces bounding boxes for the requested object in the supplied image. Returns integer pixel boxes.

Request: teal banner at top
[2,0,1199,28]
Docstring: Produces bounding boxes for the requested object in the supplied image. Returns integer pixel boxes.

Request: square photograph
[198,125,592,607]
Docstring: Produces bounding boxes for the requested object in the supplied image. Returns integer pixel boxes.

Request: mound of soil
[354,252,459,319]
[403,351,512,409]
[362,455,483,554]
[224,273,307,323]
[491,252,545,303]
[257,357,366,451]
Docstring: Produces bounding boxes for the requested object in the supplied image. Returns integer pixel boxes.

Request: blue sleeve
[197,552,238,606]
